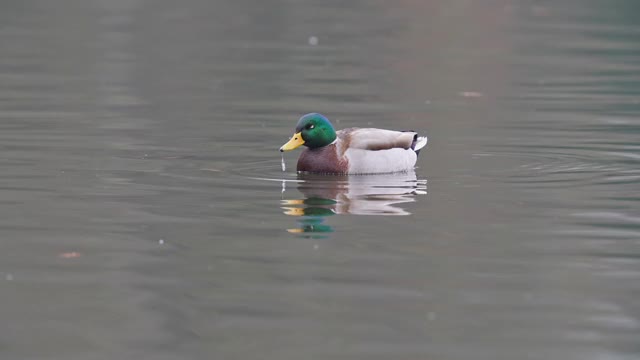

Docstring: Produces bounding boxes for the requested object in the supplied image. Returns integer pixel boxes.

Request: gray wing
[344,128,417,151]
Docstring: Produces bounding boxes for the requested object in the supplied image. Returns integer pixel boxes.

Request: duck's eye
[307,124,315,130]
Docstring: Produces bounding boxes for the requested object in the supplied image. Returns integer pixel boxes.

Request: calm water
[1,1,639,359]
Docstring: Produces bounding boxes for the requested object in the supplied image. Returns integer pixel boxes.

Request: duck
[279,113,427,174]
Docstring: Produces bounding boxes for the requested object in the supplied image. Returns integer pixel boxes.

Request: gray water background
[1,1,639,359]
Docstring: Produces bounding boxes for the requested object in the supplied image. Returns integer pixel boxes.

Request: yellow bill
[279,132,305,151]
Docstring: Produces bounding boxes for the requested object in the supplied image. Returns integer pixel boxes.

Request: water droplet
[158,239,164,245]
[313,244,319,250]
[6,274,14,281]
[308,36,319,46]
[281,153,286,172]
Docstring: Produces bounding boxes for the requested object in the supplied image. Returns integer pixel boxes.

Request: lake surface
[1,1,639,359]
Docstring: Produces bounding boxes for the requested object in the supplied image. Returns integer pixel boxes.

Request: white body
[345,148,418,174]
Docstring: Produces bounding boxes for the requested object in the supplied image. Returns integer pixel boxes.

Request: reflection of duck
[280,113,428,174]
[282,171,427,235]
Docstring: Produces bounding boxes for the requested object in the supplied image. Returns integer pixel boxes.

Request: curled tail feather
[413,135,428,156]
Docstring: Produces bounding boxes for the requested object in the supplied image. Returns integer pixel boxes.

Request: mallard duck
[279,113,428,174]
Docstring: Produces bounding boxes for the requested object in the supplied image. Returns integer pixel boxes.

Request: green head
[280,113,337,151]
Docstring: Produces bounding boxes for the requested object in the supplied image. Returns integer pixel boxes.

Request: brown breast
[296,143,348,173]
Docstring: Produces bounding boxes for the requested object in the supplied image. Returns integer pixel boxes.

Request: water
[1,1,639,359]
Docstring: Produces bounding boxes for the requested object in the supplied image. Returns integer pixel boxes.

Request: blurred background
[1,0,639,359]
